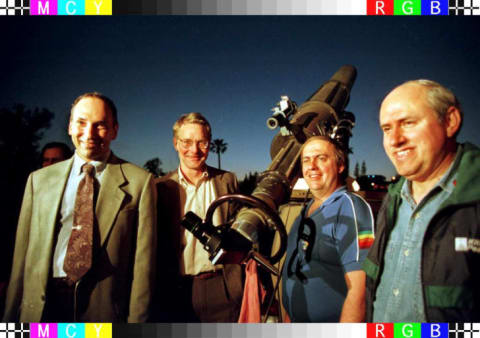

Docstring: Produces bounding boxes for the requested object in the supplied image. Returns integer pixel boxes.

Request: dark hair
[300,135,349,183]
[71,92,118,126]
[41,142,73,159]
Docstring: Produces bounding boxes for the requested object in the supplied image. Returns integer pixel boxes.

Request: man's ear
[173,137,178,151]
[112,123,119,140]
[444,106,462,138]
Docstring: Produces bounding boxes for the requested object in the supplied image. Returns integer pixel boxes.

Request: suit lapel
[38,159,73,251]
[169,172,185,260]
[96,156,126,246]
[211,169,229,223]
[35,159,72,291]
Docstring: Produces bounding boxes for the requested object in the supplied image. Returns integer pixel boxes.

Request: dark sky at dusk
[2,16,479,179]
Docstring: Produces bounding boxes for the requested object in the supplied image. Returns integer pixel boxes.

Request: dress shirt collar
[72,151,108,177]
[401,144,462,206]
[177,166,209,187]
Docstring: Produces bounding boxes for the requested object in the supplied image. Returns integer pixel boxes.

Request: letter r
[376,1,385,14]
[376,324,386,338]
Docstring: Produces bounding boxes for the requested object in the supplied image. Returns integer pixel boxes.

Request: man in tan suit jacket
[153,113,242,322]
[3,93,156,323]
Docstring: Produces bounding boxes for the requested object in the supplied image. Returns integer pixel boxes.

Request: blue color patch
[421,0,448,15]
[421,323,448,338]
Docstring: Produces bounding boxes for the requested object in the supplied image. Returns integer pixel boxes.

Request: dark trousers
[164,266,243,323]
[191,271,242,322]
[42,278,75,322]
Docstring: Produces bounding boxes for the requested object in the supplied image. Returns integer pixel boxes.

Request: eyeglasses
[177,138,209,150]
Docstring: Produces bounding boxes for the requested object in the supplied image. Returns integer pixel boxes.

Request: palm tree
[210,138,228,169]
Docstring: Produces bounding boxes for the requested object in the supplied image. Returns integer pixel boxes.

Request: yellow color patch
[85,0,112,15]
[85,323,112,338]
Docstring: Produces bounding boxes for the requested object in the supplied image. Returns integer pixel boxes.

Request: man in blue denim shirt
[282,136,374,322]
[365,79,480,322]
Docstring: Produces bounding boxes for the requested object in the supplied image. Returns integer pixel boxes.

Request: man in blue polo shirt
[282,136,374,322]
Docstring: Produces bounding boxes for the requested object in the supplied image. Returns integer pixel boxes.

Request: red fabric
[238,259,265,323]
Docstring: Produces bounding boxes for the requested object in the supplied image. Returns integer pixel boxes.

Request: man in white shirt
[154,112,242,322]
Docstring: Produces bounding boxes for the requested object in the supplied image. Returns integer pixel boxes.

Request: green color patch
[394,323,421,338]
[394,0,421,15]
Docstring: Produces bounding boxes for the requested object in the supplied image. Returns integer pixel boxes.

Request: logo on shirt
[359,230,375,249]
[455,237,480,253]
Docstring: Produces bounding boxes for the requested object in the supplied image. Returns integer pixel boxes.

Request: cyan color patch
[58,0,85,15]
[58,324,85,338]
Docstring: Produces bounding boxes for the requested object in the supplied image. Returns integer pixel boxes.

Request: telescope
[180,65,357,312]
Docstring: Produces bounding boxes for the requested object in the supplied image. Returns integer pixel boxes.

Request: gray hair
[402,79,463,135]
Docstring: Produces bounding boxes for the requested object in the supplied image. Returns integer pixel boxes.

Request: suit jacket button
[41,295,46,301]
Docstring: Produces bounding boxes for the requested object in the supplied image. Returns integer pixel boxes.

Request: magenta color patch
[31,323,58,338]
[30,0,58,15]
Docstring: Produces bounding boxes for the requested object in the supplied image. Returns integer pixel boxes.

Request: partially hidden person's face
[301,139,344,198]
[69,97,118,162]
[42,147,67,167]
[174,123,210,172]
[380,84,454,183]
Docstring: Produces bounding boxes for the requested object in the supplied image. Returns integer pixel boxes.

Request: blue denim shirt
[373,149,461,322]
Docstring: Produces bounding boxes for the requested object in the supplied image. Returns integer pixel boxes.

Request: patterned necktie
[64,163,95,284]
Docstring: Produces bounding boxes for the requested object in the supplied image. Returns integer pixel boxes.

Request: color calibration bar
[1,0,479,15]
[1,323,480,338]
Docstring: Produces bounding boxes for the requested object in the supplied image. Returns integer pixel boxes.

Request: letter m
[38,324,50,337]
[38,0,50,14]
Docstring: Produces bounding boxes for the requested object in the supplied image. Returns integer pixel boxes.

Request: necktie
[64,163,95,284]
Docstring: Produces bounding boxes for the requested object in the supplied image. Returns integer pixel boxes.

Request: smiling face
[301,138,344,201]
[68,97,118,162]
[380,83,459,184]
[174,122,210,173]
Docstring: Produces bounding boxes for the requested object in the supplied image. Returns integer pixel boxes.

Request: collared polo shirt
[282,186,374,322]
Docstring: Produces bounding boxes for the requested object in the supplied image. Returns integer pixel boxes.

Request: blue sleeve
[334,193,374,273]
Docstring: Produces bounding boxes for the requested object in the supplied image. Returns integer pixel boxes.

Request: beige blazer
[3,154,157,323]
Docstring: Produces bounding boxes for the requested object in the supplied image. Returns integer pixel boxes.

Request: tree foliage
[143,157,165,177]
[238,171,259,195]
[210,138,228,170]
[353,162,360,178]
[0,104,54,281]
[361,160,367,176]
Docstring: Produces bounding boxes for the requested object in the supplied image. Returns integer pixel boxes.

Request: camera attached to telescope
[180,65,358,318]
